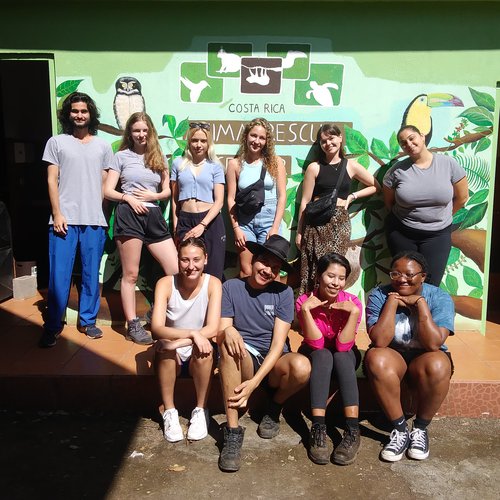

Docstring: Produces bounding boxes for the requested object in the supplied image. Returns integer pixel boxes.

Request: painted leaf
[283,210,292,227]
[296,158,307,170]
[111,140,121,153]
[344,125,368,155]
[56,79,83,97]
[447,247,460,266]
[474,137,491,154]
[174,119,190,138]
[466,188,488,206]
[473,126,492,133]
[363,211,371,228]
[364,246,376,265]
[452,207,467,225]
[445,274,458,296]
[469,287,483,299]
[376,247,392,261]
[459,107,493,127]
[162,115,176,135]
[286,187,296,208]
[289,173,304,182]
[440,282,450,294]
[389,132,400,158]
[357,153,370,169]
[463,266,482,288]
[370,138,391,160]
[361,265,377,292]
[172,147,184,157]
[459,202,487,229]
[469,87,495,112]
[175,139,187,151]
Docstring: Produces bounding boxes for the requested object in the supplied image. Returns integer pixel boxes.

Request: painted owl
[113,76,146,130]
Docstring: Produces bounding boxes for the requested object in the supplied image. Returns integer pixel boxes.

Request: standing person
[152,238,222,442]
[296,252,362,466]
[40,92,112,348]
[226,118,287,277]
[296,123,379,295]
[104,112,178,345]
[170,122,226,280]
[383,125,468,286]
[364,251,455,462]
[217,235,311,472]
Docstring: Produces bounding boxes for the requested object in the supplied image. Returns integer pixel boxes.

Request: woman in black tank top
[296,123,380,295]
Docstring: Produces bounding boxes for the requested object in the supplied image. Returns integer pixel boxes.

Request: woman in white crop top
[226,117,287,277]
[152,237,222,442]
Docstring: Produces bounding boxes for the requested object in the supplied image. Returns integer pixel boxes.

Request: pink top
[295,289,362,351]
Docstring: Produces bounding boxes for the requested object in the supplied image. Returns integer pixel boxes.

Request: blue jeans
[45,225,106,333]
[239,203,281,244]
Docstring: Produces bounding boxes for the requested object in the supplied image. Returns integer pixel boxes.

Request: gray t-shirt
[221,278,294,356]
[43,134,113,226]
[111,149,164,208]
[383,153,466,231]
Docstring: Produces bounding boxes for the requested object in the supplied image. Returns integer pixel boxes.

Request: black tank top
[312,159,351,199]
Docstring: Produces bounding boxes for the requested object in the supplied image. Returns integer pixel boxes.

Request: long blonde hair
[236,117,279,180]
[179,123,222,172]
[119,112,166,173]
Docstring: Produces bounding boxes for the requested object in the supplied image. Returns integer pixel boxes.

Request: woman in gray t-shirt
[383,125,468,286]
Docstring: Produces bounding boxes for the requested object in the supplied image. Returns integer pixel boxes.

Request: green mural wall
[2,1,500,331]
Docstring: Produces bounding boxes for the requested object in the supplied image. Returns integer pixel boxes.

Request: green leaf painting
[459,202,487,229]
[370,138,391,160]
[174,118,190,138]
[344,125,368,155]
[361,265,377,293]
[447,247,460,266]
[445,274,459,296]
[389,132,400,158]
[459,106,494,127]
[111,140,121,153]
[466,188,489,206]
[162,114,176,135]
[56,79,83,97]
[469,87,495,112]
[469,288,483,299]
[357,153,370,168]
[474,137,491,154]
[463,266,482,288]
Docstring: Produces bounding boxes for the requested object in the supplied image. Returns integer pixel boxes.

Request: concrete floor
[2,410,499,500]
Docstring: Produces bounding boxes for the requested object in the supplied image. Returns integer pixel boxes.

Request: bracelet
[415,297,425,306]
[351,192,357,200]
[200,221,207,228]
[121,194,126,202]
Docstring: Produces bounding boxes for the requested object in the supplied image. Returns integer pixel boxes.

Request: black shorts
[114,202,171,244]
[362,346,454,378]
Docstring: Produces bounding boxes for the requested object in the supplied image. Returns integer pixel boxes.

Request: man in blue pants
[39,92,113,348]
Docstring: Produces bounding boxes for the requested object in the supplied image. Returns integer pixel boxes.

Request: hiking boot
[39,328,62,348]
[408,427,430,460]
[77,324,103,339]
[308,423,329,465]
[257,414,280,439]
[162,408,184,442]
[187,407,209,441]
[333,427,361,465]
[380,428,410,462]
[126,318,153,345]
[218,426,245,472]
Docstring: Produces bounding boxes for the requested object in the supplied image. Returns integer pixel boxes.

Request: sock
[345,417,359,432]
[392,416,408,433]
[267,399,283,420]
[414,417,431,430]
[311,415,326,425]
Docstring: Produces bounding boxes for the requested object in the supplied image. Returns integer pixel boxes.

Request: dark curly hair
[58,92,100,135]
[390,250,428,274]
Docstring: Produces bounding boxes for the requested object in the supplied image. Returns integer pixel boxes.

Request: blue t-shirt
[238,160,277,202]
[365,283,455,351]
[171,157,225,203]
[221,278,294,356]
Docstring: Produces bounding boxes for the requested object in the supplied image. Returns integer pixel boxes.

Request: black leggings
[386,212,451,286]
[299,344,360,409]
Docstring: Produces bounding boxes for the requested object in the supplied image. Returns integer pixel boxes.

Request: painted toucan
[401,93,464,145]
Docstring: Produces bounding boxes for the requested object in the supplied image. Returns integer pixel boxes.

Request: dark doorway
[0,59,53,288]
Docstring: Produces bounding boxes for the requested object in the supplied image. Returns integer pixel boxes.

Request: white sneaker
[187,407,209,441]
[163,408,183,442]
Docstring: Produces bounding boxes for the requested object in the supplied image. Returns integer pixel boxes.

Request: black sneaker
[257,414,280,439]
[408,427,429,460]
[308,423,329,465]
[77,324,103,339]
[380,428,410,462]
[126,318,153,345]
[39,328,61,348]
[333,427,361,465]
[219,426,245,472]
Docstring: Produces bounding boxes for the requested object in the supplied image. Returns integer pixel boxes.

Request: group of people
[39,91,467,470]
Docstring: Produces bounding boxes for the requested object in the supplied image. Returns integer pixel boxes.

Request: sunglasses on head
[189,122,210,130]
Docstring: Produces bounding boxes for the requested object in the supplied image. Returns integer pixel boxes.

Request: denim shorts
[239,203,282,244]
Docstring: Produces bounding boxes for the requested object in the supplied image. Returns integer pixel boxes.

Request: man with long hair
[40,92,112,347]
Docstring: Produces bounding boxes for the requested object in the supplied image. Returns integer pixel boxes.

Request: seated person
[151,237,222,442]
[217,235,311,472]
[364,250,455,462]
[296,252,362,466]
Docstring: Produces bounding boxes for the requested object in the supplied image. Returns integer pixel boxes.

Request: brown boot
[333,427,360,465]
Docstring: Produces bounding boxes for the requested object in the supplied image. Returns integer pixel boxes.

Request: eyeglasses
[389,271,423,280]
[189,122,210,130]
